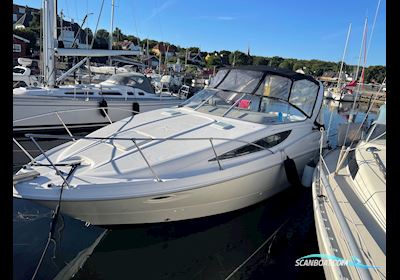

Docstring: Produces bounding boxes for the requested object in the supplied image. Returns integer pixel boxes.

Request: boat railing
[15,131,274,184]
[317,134,372,280]
[13,107,139,174]
[13,106,139,126]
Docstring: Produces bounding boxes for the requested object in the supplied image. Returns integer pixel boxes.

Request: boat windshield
[105,74,145,86]
[181,69,319,125]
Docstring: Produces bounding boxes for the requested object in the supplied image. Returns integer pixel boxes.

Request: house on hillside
[143,56,160,69]
[113,40,142,54]
[13,34,30,61]
[13,4,89,49]
[13,4,39,25]
[152,43,177,58]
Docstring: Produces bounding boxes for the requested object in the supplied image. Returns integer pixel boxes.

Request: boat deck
[312,148,386,280]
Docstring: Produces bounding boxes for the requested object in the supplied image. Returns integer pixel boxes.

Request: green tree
[229,51,251,66]
[28,12,41,34]
[278,60,293,70]
[83,27,93,44]
[252,56,269,65]
[187,47,200,53]
[269,56,284,68]
[95,29,110,40]
[113,27,125,42]
[364,66,386,83]
[205,53,222,67]
[219,50,231,65]
[93,29,109,49]
[292,62,304,71]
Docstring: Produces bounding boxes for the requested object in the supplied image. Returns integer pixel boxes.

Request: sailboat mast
[109,0,115,65]
[354,18,368,82]
[336,23,351,90]
[43,0,57,87]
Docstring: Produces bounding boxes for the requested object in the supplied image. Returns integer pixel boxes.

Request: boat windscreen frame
[208,68,320,119]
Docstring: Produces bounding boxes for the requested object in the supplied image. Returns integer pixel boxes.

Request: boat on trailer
[14,66,325,225]
[312,104,386,279]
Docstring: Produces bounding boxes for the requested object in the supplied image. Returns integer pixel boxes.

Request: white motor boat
[331,89,358,102]
[13,72,183,131]
[324,88,333,99]
[312,104,386,279]
[13,58,42,88]
[14,66,325,225]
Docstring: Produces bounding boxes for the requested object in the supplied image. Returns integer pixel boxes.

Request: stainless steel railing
[13,106,275,184]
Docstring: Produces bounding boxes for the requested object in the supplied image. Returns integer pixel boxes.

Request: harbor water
[13,99,379,280]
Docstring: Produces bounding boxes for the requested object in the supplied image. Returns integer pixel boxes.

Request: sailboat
[13,0,183,132]
[14,66,326,225]
[312,102,386,279]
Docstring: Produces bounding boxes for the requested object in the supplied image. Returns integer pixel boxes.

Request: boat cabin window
[217,69,264,93]
[288,79,319,117]
[209,130,291,161]
[208,69,229,87]
[100,92,122,96]
[262,75,291,100]
[64,92,94,95]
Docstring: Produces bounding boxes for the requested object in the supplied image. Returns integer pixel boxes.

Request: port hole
[152,196,171,200]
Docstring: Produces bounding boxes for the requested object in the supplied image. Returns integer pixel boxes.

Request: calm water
[13,100,379,280]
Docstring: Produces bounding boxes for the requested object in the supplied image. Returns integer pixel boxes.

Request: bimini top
[225,65,318,83]
[183,65,322,122]
[209,66,319,93]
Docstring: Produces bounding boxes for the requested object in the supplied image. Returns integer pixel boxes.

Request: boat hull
[331,91,357,102]
[28,148,316,225]
[34,164,288,225]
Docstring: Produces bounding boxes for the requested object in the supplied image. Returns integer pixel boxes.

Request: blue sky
[14,0,386,66]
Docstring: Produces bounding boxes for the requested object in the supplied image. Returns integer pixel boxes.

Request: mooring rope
[31,163,79,280]
[224,219,289,280]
